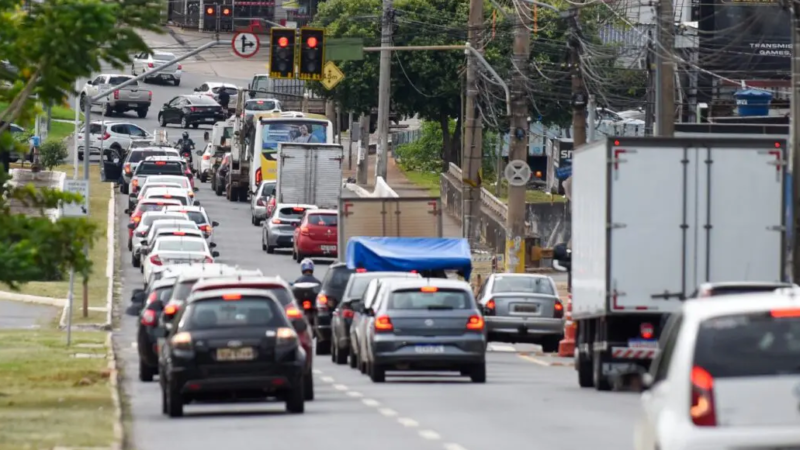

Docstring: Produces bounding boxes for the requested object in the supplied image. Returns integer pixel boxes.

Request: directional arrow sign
[321,61,345,90]
[232,32,260,58]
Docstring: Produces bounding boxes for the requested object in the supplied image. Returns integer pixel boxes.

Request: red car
[125,198,182,248]
[293,209,338,260]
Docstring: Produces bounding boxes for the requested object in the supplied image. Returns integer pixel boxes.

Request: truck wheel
[593,351,612,391]
[137,108,148,119]
[577,353,594,388]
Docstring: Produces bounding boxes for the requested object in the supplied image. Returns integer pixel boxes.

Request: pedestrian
[218,89,231,112]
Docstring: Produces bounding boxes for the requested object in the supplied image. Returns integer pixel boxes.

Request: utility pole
[462,0,483,245]
[655,0,675,136]
[375,0,394,182]
[505,6,531,273]
[645,33,656,135]
[791,4,800,282]
[215,4,221,42]
[357,113,369,184]
[568,6,587,147]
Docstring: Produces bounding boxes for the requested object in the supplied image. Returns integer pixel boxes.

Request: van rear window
[694,312,800,378]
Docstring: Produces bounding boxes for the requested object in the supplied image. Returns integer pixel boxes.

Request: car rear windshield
[129,150,169,163]
[184,298,285,330]
[154,286,174,303]
[142,214,187,226]
[325,267,355,292]
[348,275,411,299]
[492,276,555,296]
[247,100,278,111]
[156,239,206,252]
[213,87,238,95]
[388,289,472,310]
[142,184,181,196]
[150,195,188,205]
[138,203,178,213]
[706,285,790,296]
[694,312,800,378]
[136,162,184,175]
[109,76,136,86]
[260,183,276,197]
[176,211,207,225]
[308,214,337,226]
[154,54,175,62]
[279,207,309,218]
[189,96,219,105]
[157,231,202,239]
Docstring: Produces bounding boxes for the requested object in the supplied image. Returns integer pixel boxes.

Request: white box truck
[275,143,344,209]
[569,136,787,390]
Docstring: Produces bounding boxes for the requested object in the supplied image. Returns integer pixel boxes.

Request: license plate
[321,245,336,252]
[628,339,658,348]
[514,304,539,313]
[414,345,445,354]
[205,118,214,121]
[216,347,255,361]
[128,103,138,107]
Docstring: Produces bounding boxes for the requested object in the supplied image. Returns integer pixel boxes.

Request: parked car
[131,51,182,85]
[292,209,338,261]
[250,180,276,226]
[80,74,152,118]
[158,95,226,129]
[77,121,150,161]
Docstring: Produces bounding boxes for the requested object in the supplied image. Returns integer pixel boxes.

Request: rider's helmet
[300,258,314,275]
[182,131,189,140]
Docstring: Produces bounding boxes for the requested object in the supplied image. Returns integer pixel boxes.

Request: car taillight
[316,294,328,307]
[272,218,282,224]
[113,90,119,100]
[102,132,111,140]
[204,256,214,263]
[300,226,309,236]
[141,309,157,326]
[375,315,393,332]
[170,331,192,350]
[200,225,212,233]
[177,64,182,70]
[148,62,154,68]
[302,300,312,310]
[484,299,496,316]
[202,154,210,160]
[190,107,197,112]
[466,315,484,331]
[554,300,564,319]
[256,198,266,206]
[640,322,654,339]
[148,91,152,100]
[132,216,141,223]
[690,366,716,426]
[342,309,355,319]
[149,255,162,266]
[356,268,367,273]
[124,163,131,174]
[146,291,157,304]
[132,179,139,188]
[285,305,303,319]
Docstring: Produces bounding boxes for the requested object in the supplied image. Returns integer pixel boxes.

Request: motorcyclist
[294,258,321,285]
[177,132,195,164]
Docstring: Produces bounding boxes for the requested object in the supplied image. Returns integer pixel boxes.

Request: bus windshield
[260,120,328,158]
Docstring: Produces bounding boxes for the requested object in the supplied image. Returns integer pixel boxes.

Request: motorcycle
[292,282,321,323]
[175,141,196,174]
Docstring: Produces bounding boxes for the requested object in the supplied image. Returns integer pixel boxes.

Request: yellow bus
[248,112,333,194]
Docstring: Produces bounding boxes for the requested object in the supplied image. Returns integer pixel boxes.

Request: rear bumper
[110,100,151,109]
[296,238,338,257]
[267,229,294,247]
[485,316,564,337]
[372,335,486,368]
[169,361,304,394]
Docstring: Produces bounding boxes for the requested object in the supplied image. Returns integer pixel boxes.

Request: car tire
[215,184,223,196]
[181,117,190,129]
[251,215,258,226]
[137,108,148,119]
[139,361,155,382]
[359,354,367,374]
[349,346,358,369]
[314,340,329,356]
[120,183,129,195]
[191,123,199,129]
[200,174,207,183]
[304,373,314,401]
[79,94,87,112]
[174,79,181,86]
[166,380,184,417]
[541,335,560,354]
[158,114,167,127]
[334,344,348,365]
[330,343,336,362]
[593,351,612,391]
[469,363,487,383]
[285,379,305,414]
[127,239,132,251]
[369,363,386,383]
[104,103,113,117]
[577,353,594,388]
[132,253,140,268]
[266,244,275,254]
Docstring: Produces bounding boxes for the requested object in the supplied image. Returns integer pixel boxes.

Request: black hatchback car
[134,278,176,381]
[312,263,355,356]
[158,95,226,129]
[157,289,307,417]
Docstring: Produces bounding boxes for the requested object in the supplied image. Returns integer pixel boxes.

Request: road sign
[504,159,531,187]
[321,61,345,90]
[63,180,89,217]
[232,32,260,58]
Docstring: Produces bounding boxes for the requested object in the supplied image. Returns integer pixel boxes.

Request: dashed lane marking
[312,369,323,375]
[397,417,419,428]
[320,376,335,383]
[379,408,398,417]
[487,343,516,352]
[333,384,348,391]
[419,430,441,440]
[362,398,380,407]
[443,444,469,450]
[346,391,363,398]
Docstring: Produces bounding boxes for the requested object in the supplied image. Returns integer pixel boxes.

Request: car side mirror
[209,242,217,248]
[641,373,654,391]
[194,87,200,92]
[212,251,220,257]
[127,223,136,229]
[212,221,219,227]
[194,201,201,206]
[163,103,169,107]
[292,319,308,333]
[131,289,146,304]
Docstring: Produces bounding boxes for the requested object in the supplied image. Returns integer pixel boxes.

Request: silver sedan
[261,203,317,254]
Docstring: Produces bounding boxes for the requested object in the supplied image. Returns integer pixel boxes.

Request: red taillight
[375,315,393,332]
[164,304,179,316]
[356,268,367,273]
[149,255,162,266]
[148,91,153,100]
[286,306,303,319]
[256,198,266,207]
[300,226,309,236]
[113,90,119,100]
[272,218,282,224]
[148,62,154,68]
[484,299,496,316]
[640,322,654,339]
[102,132,111,140]
[190,107,197,112]
[690,366,716,427]
[204,256,214,263]
[124,163,131,174]
[316,294,328,307]
[146,291,157,304]
[554,300,564,319]
[202,154,210,160]
[302,300,312,310]
[771,308,800,318]
[177,64,182,70]
[342,309,355,319]
[466,315,484,331]
[200,225,212,233]
[141,309,157,326]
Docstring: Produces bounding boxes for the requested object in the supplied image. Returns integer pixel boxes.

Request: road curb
[518,353,574,367]
[106,332,124,450]
[0,290,67,307]
[165,26,206,62]
[105,183,116,327]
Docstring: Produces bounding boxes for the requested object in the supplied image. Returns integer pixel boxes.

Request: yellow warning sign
[321,61,345,90]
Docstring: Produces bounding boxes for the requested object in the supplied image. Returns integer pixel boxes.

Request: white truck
[337,197,444,262]
[275,143,344,208]
[567,136,787,391]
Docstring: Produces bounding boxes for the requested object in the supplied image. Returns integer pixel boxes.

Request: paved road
[0,300,58,329]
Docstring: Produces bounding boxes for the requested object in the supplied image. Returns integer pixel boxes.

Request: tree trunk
[439,113,451,172]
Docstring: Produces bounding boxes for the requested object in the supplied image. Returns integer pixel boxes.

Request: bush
[395,121,445,173]
[39,138,68,170]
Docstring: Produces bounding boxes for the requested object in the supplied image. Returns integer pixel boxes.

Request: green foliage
[395,121,449,172]
[39,138,68,171]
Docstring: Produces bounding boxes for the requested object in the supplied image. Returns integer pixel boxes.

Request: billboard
[694,0,790,78]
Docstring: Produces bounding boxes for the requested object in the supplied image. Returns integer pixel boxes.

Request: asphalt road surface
[109,30,635,450]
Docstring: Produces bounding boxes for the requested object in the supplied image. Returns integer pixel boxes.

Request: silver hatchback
[261,203,317,254]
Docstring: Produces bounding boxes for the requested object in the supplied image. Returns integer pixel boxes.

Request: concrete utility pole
[462,0,483,245]
[568,7,587,147]
[375,0,394,182]
[357,113,369,184]
[655,0,676,136]
[505,8,532,273]
[791,4,800,282]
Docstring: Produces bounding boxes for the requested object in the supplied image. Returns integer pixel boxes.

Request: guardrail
[447,163,508,222]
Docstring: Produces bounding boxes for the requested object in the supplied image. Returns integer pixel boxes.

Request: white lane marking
[443,444,468,450]
[346,391,363,398]
[487,343,516,352]
[312,369,323,375]
[333,384,348,391]
[320,376,335,383]
[379,408,397,417]
[419,430,441,440]
[362,398,380,407]
[397,417,419,428]
[130,342,137,349]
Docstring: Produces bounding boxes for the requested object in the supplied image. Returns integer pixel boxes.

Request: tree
[0,0,160,288]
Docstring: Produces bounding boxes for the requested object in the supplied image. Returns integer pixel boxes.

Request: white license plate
[321,245,336,252]
[628,339,658,349]
[414,345,445,354]
[216,347,255,361]
[205,118,215,121]
[128,103,139,107]
[514,304,539,313]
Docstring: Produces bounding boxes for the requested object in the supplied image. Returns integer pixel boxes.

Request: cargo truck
[275,143,344,208]
[559,136,787,391]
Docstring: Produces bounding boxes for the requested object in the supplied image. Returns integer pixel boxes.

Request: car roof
[142,155,183,162]
[192,275,290,292]
[383,278,473,292]
[206,82,237,88]
[155,235,206,244]
[306,209,336,215]
[145,175,186,182]
[186,288,282,305]
[175,266,263,283]
[165,205,205,213]
[276,203,317,210]
[143,182,182,189]
[151,218,196,225]
[681,290,800,322]
[153,51,176,57]
[131,146,176,152]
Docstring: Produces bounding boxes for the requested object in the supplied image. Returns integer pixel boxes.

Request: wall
[525,201,570,248]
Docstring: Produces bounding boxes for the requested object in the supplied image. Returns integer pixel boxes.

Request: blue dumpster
[734,89,773,117]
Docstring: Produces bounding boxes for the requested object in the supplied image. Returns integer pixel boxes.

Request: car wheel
[160,384,168,415]
[469,363,487,383]
[315,340,330,356]
[266,244,275,254]
[139,360,155,382]
[200,174,207,183]
[158,114,167,127]
[181,117,190,129]
[131,253,140,268]
[304,373,314,401]
[358,354,367,374]
[137,108,148,119]
[369,363,386,383]
[541,335,560,354]
[334,343,348,365]
[166,380,184,417]
[174,79,181,86]
[104,103,113,117]
[285,378,305,413]
[191,123,199,129]
[120,183,129,195]
[251,215,258,226]
[215,183,223,196]
[79,94,87,111]
[330,343,336,362]
[296,251,304,262]
[348,344,358,368]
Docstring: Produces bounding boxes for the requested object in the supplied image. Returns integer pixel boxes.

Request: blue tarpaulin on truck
[345,237,472,279]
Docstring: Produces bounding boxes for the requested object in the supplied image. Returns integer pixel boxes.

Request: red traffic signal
[306,37,318,48]
[205,6,214,14]
[278,37,289,47]
[222,7,230,15]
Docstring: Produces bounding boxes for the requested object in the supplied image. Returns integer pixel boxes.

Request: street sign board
[63,180,89,217]
[232,32,260,58]
[504,159,531,187]
[321,61,345,90]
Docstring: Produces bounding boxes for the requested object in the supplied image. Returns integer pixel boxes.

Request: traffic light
[205,4,216,15]
[222,6,231,15]
[270,28,296,79]
[298,28,325,81]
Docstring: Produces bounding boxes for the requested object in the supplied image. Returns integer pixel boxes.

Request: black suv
[157,289,306,417]
[312,263,355,356]
[132,278,176,381]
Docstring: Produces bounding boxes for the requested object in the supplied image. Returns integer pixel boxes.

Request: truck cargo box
[276,143,343,209]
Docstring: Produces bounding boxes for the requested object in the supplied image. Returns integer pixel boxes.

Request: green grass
[0,102,84,123]
[403,170,440,196]
[402,169,567,204]
[0,329,114,450]
[49,120,78,141]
